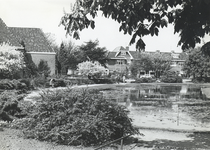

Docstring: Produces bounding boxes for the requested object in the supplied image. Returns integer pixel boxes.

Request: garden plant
[11,88,139,146]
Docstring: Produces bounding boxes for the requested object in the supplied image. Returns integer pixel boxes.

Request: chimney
[126,46,129,51]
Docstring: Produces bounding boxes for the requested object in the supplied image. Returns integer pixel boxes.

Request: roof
[0,18,54,52]
[107,50,139,59]
[0,18,21,47]
[108,47,187,61]
[112,46,126,52]
[9,27,54,52]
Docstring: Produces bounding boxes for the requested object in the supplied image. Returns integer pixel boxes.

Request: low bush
[33,77,48,88]
[160,71,182,83]
[0,79,28,91]
[134,77,156,83]
[0,90,26,121]
[12,88,138,146]
[54,79,66,87]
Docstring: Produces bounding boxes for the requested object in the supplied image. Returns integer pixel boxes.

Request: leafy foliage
[160,71,182,83]
[130,52,171,78]
[150,52,172,78]
[79,40,108,66]
[37,59,51,77]
[0,43,25,79]
[0,90,26,122]
[130,53,153,77]
[60,0,210,51]
[183,47,210,82]
[20,41,38,78]
[134,77,156,83]
[56,41,79,74]
[201,42,210,57]
[13,88,138,146]
[77,61,108,77]
[0,79,28,90]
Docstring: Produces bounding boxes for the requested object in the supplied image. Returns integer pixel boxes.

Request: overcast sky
[1,0,209,52]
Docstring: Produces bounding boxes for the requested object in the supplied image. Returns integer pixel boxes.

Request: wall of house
[28,52,56,75]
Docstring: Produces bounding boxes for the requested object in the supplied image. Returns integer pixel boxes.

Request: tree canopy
[79,40,108,66]
[130,52,172,78]
[183,47,210,81]
[60,0,210,51]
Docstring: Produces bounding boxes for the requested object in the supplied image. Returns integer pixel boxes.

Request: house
[107,46,187,77]
[106,46,139,73]
[0,18,56,75]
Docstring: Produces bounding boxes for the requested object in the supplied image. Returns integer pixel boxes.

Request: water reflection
[101,84,210,129]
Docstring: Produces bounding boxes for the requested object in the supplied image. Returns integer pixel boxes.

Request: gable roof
[112,46,126,52]
[0,18,21,47]
[9,27,54,52]
[107,47,139,59]
[0,18,54,52]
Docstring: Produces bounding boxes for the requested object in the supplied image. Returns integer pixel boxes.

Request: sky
[1,0,209,52]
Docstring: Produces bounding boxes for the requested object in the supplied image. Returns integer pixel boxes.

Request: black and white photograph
[1,0,210,149]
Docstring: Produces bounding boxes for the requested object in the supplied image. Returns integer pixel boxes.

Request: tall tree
[57,42,69,74]
[79,40,108,66]
[20,41,38,78]
[150,52,172,78]
[183,47,210,81]
[56,41,78,74]
[60,0,210,51]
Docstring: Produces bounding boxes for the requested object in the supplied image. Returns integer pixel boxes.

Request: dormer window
[121,51,126,55]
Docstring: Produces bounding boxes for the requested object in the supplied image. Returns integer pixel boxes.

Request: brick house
[106,46,139,73]
[107,46,187,77]
[0,18,56,75]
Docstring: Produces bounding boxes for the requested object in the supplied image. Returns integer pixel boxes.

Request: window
[121,51,126,55]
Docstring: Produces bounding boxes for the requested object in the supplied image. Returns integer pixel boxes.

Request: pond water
[101,84,210,131]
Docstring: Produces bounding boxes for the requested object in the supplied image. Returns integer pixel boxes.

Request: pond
[101,84,210,132]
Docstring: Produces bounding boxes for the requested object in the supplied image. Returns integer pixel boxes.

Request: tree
[150,52,172,78]
[44,32,58,49]
[130,52,172,78]
[79,40,108,66]
[130,52,153,77]
[0,43,25,79]
[183,47,210,81]
[37,59,51,78]
[77,60,108,77]
[201,41,210,56]
[20,41,38,78]
[56,42,78,74]
[60,0,210,51]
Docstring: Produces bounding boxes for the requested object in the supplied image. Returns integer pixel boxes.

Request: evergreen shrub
[12,88,138,146]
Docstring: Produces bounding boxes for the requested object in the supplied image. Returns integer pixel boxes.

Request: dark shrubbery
[0,90,26,122]
[12,88,138,146]
[161,71,182,83]
[133,77,156,83]
[0,79,29,90]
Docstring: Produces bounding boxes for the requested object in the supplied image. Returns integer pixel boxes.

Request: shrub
[54,79,66,87]
[33,77,48,88]
[161,71,182,83]
[134,77,156,83]
[13,88,138,146]
[0,90,26,121]
[0,79,27,91]
[0,43,25,79]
